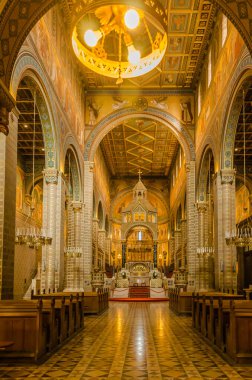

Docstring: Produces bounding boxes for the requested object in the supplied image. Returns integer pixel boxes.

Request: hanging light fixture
[225,88,252,247]
[72,2,167,84]
[15,90,52,250]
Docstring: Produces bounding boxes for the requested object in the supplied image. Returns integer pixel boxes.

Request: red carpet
[109,297,169,302]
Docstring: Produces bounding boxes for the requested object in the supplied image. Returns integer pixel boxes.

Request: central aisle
[0,302,251,379]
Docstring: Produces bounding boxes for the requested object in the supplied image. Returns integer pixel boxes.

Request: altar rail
[192,293,252,364]
[0,295,84,363]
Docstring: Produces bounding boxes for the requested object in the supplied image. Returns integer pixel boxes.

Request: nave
[0,302,251,380]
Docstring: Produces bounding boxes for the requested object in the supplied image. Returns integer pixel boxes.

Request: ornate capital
[196,202,208,213]
[89,161,95,172]
[185,162,191,172]
[43,169,59,184]
[72,201,83,212]
[0,80,15,136]
[221,169,236,184]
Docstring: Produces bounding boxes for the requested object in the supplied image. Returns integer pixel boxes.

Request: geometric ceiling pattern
[65,0,215,90]
[100,118,179,177]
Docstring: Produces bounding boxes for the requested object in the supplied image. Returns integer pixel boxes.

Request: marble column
[221,169,236,292]
[197,202,208,291]
[185,161,198,290]
[121,241,126,269]
[98,229,106,270]
[153,242,157,268]
[83,161,94,289]
[41,169,64,292]
[168,237,175,267]
[92,218,99,269]
[0,109,18,299]
[181,219,187,269]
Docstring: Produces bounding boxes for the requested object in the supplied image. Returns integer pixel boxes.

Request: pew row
[192,294,252,364]
[168,288,193,314]
[0,295,84,363]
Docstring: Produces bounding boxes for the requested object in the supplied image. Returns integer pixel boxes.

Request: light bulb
[84,29,102,47]
[128,45,141,65]
[124,9,140,29]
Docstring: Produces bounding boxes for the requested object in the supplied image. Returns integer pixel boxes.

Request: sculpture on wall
[180,99,193,123]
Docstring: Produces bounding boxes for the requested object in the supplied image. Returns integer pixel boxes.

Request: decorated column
[0,108,18,299]
[186,161,198,290]
[41,169,65,292]
[217,169,236,292]
[197,202,208,290]
[92,218,99,269]
[122,241,126,269]
[153,241,157,268]
[83,161,94,289]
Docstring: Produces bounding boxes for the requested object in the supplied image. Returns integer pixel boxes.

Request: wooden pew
[0,299,47,362]
[168,288,193,315]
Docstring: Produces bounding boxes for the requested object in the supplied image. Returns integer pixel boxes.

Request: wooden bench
[84,289,109,314]
[0,299,48,362]
[168,288,193,314]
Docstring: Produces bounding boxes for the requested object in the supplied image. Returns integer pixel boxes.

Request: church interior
[0,0,252,378]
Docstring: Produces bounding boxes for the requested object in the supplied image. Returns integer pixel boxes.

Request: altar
[127,261,152,287]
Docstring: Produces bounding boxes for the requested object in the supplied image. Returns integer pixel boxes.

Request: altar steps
[129,286,150,298]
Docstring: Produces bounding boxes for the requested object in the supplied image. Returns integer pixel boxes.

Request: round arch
[64,146,82,201]
[198,146,215,202]
[221,57,252,170]
[10,53,58,168]
[84,107,195,163]
[122,222,157,241]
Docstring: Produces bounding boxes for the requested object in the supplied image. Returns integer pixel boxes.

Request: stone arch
[64,146,81,201]
[198,146,215,202]
[105,215,109,237]
[221,54,252,170]
[123,223,157,241]
[10,53,58,168]
[98,201,104,229]
[1,0,252,90]
[176,204,182,230]
[84,107,195,163]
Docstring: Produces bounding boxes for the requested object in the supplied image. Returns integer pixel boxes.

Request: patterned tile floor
[0,302,252,379]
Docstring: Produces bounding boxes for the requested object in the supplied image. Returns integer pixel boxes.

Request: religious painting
[168,37,184,53]
[164,56,181,71]
[236,185,251,223]
[170,14,188,33]
[171,0,192,9]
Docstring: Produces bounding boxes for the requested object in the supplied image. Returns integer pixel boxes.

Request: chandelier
[225,89,252,247]
[72,2,167,84]
[15,90,52,250]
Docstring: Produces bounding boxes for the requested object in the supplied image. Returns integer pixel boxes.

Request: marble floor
[0,302,252,379]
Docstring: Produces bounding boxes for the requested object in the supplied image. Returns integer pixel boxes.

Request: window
[208,49,212,87]
[138,231,142,241]
[222,15,228,46]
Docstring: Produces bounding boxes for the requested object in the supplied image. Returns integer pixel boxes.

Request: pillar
[92,218,99,269]
[197,202,208,291]
[153,241,157,268]
[181,219,187,269]
[0,109,18,299]
[83,161,94,289]
[41,169,65,292]
[214,169,236,292]
[186,161,197,290]
[122,241,126,268]
[98,229,106,270]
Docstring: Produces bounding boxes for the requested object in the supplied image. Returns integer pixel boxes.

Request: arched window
[222,15,228,46]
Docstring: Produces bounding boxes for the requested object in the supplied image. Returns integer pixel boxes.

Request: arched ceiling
[100,118,180,177]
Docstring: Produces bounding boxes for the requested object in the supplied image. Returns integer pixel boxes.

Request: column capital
[71,201,83,211]
[43,168,59,184]
[220,169,236,184]
[196,201,208,213]
[185,162,191,172]
[0,80,15,136]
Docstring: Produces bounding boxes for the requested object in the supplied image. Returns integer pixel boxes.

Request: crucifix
[138,168,142,180]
